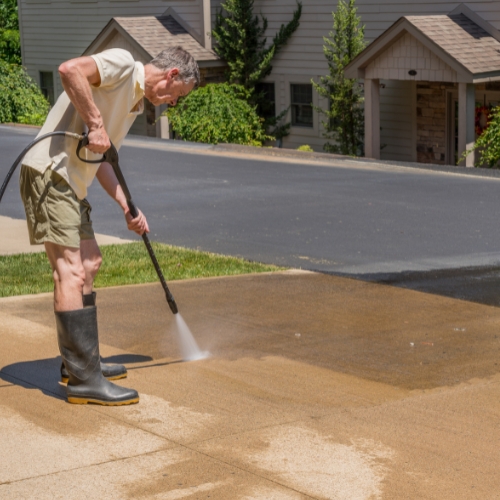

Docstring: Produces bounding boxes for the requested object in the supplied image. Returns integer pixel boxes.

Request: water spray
[1,131,211,361]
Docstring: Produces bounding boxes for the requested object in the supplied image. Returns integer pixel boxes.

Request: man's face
[146,68,195,107]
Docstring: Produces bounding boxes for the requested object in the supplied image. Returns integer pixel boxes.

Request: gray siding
[251,0,500,157]
[19,0,203,91]
[18,0,500,157]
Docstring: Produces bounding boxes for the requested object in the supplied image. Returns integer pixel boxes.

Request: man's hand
[125,208,150,236]
[87,126,111,154]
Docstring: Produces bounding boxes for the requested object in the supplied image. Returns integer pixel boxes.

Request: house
[17,0,500,165]
[345,4,500,167]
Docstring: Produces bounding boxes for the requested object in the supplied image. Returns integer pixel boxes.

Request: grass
[0,242,285,298]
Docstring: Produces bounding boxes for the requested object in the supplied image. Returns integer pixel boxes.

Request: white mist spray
[174,313,209,361]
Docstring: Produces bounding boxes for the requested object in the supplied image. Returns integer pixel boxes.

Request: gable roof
[84,14,222,67]
[345,10,500,83]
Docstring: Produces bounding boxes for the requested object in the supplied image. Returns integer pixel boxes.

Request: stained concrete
[1,271,500,498]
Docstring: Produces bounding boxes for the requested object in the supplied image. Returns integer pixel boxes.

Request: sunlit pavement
[1,270,499,499]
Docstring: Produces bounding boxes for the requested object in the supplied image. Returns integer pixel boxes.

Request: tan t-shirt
[22,48,145,200]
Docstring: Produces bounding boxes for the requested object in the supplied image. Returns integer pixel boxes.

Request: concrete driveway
[1,272,499,499]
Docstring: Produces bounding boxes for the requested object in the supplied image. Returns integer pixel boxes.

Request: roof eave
[473,71,500,84]
[345,16,474,82]
[197,59,226,68]
[82,19,153,62]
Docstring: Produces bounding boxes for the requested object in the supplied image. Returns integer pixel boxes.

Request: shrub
[0,60,50,125]
[297,145,314,152]
[464,106,500,168]
[166,83,272,146]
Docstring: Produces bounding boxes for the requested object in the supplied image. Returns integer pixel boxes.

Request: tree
[212,0,302,140]
[0,60,50,125]
[0,0,21,65]
[166,83,272,146]
[213,0,302,93]
[312,0,366,156]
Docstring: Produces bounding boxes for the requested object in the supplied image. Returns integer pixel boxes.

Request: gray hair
[150,46,200,88]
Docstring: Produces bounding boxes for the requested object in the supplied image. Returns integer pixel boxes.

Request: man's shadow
[0,354,152,401]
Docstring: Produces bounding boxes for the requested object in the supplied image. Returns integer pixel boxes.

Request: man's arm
[96,162,149,236]
[58,56,110,154]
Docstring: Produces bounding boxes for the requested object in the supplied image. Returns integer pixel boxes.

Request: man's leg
[77,238,127,382]
[45,242,137,405]
[44,241,86,312]
[80,238,102,295]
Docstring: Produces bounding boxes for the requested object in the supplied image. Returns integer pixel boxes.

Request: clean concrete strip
[0,215,132,256]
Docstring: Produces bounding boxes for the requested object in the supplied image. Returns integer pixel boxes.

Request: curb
[3,123,500,179]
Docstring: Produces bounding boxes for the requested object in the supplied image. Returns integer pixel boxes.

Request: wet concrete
[1,271,500,498]
[4,271,499,391]
[357,265,500,308]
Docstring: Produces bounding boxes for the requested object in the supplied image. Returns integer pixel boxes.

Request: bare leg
[44,242,85,312]
[80,238,102,295]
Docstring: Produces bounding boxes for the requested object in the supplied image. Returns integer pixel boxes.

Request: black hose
[0,131,83,204]
[0,130,179,315]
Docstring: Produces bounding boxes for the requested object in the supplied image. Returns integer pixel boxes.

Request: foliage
[312,0,366,156]
[0,59,50,125]
[0,0,21,64]
[166,83,272,146]
[297,145,313,152]
[463,106,500,168]
[0,242,284,297]
[213,0,302,92]
[212,0,302,139]
[268,106,291,144]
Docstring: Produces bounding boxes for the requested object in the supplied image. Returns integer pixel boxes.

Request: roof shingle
[114,15,220,63]
[407,14,500,75]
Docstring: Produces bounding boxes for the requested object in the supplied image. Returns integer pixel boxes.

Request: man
[20,46,199,405]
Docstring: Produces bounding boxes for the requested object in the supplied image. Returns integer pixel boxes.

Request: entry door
[447,90,500,165]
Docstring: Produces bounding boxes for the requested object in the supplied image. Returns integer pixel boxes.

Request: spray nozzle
[167,296,179,315]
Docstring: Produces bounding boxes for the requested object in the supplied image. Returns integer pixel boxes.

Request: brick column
[458,82,475,167]
[364,79,380,160]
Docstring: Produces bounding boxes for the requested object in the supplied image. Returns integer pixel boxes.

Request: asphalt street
[3,124,500,305]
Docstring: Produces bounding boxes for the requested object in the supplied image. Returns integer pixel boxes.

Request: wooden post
[364,78,380,160]
[458,82,476,167]
[202,0,212,50]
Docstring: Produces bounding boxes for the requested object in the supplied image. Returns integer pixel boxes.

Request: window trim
[285,77,319,136]
[290,83,314,128]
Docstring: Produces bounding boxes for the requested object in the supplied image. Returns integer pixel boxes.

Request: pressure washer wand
[76,135,179,315]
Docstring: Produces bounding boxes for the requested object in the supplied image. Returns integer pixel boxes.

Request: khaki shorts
[19,165,95,249]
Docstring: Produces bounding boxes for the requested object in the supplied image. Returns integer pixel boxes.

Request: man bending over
[20,46,199,405]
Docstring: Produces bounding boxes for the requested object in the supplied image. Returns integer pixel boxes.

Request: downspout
[201,0,212,50]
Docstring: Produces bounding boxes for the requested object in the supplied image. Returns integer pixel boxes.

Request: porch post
[364,78,380,160]
[458,82,475,167]
[156,104,170,139]
[202,0,212,50]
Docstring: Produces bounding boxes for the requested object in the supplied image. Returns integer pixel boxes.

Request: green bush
[297,145,314,152]
[0,60,50,125]
[464,106,500,168]
[166,83,271,146]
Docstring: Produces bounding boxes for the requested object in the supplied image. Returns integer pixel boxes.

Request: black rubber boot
[60,292,127,383]
[55,306,139,405]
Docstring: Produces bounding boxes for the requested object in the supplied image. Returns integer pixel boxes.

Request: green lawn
[0,242,284,298]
